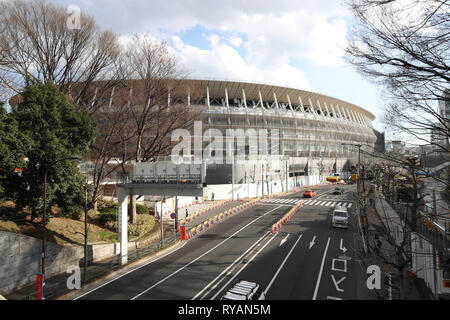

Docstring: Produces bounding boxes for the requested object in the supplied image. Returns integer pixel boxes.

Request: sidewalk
[363,195,436,300]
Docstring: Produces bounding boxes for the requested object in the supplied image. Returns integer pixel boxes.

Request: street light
[41,155,81,299]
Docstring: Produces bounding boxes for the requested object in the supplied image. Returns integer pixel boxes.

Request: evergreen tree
[0,102,31,202]
[12,81,97,220]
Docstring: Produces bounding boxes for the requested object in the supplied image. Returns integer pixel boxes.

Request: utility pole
[342,143,367,254]
[160,195,164,247]
[286,159,289,192]
[174,196,178,238]
[41,156,81,299]
[84,183,88,283]
[42,166,48,282]
[261,163,264,197]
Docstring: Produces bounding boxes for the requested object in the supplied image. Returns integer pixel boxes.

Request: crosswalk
[260,198,354,208]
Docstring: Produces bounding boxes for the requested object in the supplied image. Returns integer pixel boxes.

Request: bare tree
[0,0,122,112]
[119,35,204,223]
[345,0,450,151]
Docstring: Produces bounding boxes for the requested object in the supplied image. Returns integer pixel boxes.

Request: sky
[55,0,387,134]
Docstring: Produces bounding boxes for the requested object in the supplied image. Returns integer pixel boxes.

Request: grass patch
[98,230,117,243]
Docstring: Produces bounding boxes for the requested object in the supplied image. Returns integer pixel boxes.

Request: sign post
[36,273,44,300]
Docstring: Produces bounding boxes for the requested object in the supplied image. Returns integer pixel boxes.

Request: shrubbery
[104,214,155,238]
[134,203,149,215]
[95,199,154,238]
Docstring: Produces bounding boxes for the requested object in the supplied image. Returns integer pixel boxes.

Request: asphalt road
[73,185,376,300]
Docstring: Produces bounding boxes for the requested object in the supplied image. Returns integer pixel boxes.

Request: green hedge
[105,214,155,238]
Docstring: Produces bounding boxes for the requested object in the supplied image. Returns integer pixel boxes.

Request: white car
[220,280,265,300]
[331,206,349,228]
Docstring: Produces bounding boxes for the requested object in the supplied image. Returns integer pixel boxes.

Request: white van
[331,205,349,228]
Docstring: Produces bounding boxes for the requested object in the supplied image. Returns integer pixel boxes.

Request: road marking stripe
[131,205,284,300]
[347,203,353,208]
[264,234,303,295]
[210,233,279,300]
[312,237,331,300]
[193,231,272,300]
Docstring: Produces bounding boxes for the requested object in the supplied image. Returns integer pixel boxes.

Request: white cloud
[56,0,350,90]
[172,36,311,91]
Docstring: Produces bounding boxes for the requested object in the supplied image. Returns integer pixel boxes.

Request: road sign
[170,213,176,219]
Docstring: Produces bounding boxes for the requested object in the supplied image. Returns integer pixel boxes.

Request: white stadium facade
[133,79,384,201]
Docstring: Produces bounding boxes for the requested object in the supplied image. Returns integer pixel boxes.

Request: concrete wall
[0,228,162,295]
[0,231,83,295]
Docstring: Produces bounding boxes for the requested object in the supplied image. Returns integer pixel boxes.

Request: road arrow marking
[309,236,317,249]
[280,234,290,246]
[331,274,346,292]
[340,239,347,254]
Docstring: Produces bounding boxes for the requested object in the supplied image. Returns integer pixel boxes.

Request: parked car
[221,280,265,300]
[331,206,349,228]
[333,187,344,195]
[303,190,316,198]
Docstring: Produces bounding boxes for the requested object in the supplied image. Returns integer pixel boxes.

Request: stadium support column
[286,158,289,192]
[261,163,265,197]
[117,187,129,265]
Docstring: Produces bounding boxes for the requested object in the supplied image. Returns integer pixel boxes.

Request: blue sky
[54,0,387,133]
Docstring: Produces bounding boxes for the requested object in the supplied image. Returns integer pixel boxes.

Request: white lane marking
[309,200,317,205]
[312,237,331,300]
[73,241,188,300]
[315,201,323,206]
[131,205,284,300]
[193,231,271,300]
[323,201,332,206]
[210,232,279,300]
[336,202,343,207]
[347,203,353,208]
[340,239,347,254]
[280,234,290,246]
[331,274,346,292]
[331,259,348,273]
[264,234,303,296]
[309,236,316,249]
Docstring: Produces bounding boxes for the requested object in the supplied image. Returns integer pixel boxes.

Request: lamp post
[41,156,81,299]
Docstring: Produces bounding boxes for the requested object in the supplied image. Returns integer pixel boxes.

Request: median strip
[271,200,305,234]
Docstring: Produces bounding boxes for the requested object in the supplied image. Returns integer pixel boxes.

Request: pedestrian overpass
[116,162,205,265]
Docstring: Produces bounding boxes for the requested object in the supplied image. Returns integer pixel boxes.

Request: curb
[57,240,185,300]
